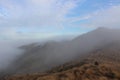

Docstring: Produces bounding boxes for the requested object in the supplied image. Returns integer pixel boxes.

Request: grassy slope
[5,61,120,80]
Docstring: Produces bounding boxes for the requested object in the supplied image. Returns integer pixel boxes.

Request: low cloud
[0,39,42,70]
[0,40,22,70]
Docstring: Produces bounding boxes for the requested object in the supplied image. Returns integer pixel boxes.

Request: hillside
[1,28,120,80]
[4,40,120,80]
[5,63,120,80]
[4,42,120,80]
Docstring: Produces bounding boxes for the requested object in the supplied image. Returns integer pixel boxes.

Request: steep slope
[7,28,120,74]
[47,41,120,73]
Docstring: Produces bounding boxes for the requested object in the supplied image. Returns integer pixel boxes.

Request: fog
[0,40,21,70]
[0,40,33,70]
[0,35,76,71]
[0,28,120,74]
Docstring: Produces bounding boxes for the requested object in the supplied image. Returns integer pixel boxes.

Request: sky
[0,0,120,40]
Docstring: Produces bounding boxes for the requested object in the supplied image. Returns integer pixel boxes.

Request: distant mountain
[4,27,120,75]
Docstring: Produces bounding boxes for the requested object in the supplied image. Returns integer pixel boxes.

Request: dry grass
[4,61,120,80]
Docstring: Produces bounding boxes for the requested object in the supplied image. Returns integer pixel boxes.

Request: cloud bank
[0,40,22,70]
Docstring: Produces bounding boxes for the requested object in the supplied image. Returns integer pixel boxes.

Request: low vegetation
[4,60,120,80]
